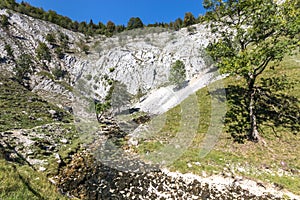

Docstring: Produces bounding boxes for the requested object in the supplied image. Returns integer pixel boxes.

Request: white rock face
[75,25,216,102]
[0,8,217,111]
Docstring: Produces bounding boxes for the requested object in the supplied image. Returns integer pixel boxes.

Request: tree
[204,0,299,142]
[95,101,111,122]
[15,54,33,86]
[183,12,196,27]
[169,60,186,88]
[106,21,116,36]
[111,81,132,114]
[174,18,183,31]
[127,17,144,30]
[36,42,51,62]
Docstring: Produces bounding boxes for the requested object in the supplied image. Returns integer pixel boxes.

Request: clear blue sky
[16,0,205,25]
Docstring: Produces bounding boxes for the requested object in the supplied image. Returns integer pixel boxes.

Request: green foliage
[85,74,92,81]
[205,0,299,79]
[54,47,64,59]
[111,81,132,113]
[0,14,9,28]
[4,44,14,59]
[58,32,69,52]
[127,17,144,30]
[45,33,56,44]
[36,42,51,62]
[173,18,183,31]
[106,21,116,36]
[169,60,186,87]
[52,67,66,80]
[0,0,17,10]
[109,67,115,73]
[15,54,33,86]
[204,0,300,141]
[183,12,196,27]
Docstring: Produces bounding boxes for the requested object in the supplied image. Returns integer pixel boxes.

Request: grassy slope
[137,53,300,194]
[0,160,68,200]
[0,75,76,199]
[0,75,72,132]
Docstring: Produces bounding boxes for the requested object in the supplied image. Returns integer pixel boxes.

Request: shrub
[85,74,92,81]
[54,47,64,59]
[36,42,51,62]
[4,44,14,59]
[45,33,56,44]
[0,14,9,28]
[52,67,66,80]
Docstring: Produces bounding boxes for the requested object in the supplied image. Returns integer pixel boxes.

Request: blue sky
[16,0,205,25]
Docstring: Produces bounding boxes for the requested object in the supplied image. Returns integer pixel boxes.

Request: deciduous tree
[204,0,299,142]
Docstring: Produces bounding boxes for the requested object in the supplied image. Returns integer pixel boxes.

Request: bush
[52,67,66,80]
[4,44,14,59]
[85,74,92,81]
[55,47,64,59]
[0,14,9,28]
[45,33,56,44]
[36,42,51,62]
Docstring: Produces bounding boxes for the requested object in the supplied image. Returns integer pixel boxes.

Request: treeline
[0,0,203,36]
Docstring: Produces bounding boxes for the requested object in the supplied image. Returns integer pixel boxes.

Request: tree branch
[254,56,273,77]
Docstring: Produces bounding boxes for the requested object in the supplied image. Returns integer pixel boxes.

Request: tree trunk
[248,76,260,142]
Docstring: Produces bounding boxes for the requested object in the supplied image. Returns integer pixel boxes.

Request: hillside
[0,6,299,200]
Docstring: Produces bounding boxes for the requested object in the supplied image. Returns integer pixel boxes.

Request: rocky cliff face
[76,25,213,98]
[1,8,215,109]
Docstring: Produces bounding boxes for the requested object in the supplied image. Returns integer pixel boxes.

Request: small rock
[60,138,68,144]
[128,138,139,146]
[39,166,46,172]
[48,109,57,115]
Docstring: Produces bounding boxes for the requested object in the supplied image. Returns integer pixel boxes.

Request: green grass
[133,53,300,194]
[0,160,69,200]
[0,75,72,132]
[0,75,80,199]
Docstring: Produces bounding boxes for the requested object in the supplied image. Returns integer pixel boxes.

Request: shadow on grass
[212,77,299,143]
[15,166,46,200]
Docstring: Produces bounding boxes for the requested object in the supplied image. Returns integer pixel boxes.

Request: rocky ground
[56,150,299,200]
